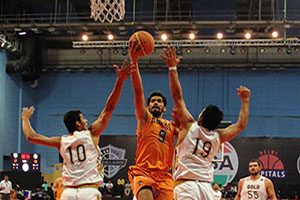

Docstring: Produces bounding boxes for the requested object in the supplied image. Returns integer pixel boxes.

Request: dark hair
[147,91,167,106]
[212,182,219,186]
[201,105,223,131]
[63,110,82,133]
[249,159,261,167]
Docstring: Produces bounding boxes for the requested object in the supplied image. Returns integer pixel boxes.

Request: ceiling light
[18,32,26,36]
[220,48,226,53]
[259,48,265,53]
[97,49,103,55]
[230,47,236,55]
[240,48,247,53]
[122,48,128,56]
[245,32,251,39]
[113,49,119,54]
[217,32,223,39]
[189,33,195,40]
[286,48,292,54]
[277,48,283,53]
[272,31,279,38]
[161,33,168,41]
[80,49,86,54]
[176,47,182,55]
[204,48,210,54]
[108,34,114,40]
[186,48,192,54]
[82,34,88,41]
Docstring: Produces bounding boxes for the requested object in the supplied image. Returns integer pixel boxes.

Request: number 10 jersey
[173,122,220,182]
[60,130,104,187]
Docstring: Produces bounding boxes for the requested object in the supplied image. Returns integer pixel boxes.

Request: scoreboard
[11,153,40,172]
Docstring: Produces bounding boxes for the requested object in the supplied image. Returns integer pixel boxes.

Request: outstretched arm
[89,60,132,137]
[161,46,193,129]
[22,106,61,149]
[129,40,149,132]
[218,86,250,143]
[265,179,277,200]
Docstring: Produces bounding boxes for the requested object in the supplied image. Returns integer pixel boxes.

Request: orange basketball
[129,31,155,57]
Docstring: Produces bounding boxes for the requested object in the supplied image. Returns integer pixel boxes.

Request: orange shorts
[128,166,174,200]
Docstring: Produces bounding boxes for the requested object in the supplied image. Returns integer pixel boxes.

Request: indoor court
[1,0,300,199]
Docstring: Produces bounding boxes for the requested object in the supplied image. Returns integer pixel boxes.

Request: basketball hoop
[90,0,125,23]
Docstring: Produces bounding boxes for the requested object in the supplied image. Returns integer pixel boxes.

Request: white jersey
[60,130,104,187]
[213,190,222,200]
[241,176,267,200]
[173,122,220,182]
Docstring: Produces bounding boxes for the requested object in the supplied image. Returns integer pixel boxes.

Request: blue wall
[0,51,36,170]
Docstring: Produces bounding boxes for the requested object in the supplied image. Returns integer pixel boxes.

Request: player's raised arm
[129,39,149,131]
[89,60,131,137]
[161,46,193,128]
[22,106,61,149]
[218,86,250,143]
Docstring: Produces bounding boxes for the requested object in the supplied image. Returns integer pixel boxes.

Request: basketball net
[90,0,125,23]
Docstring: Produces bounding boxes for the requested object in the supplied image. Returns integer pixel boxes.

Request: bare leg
[137,188,154,200]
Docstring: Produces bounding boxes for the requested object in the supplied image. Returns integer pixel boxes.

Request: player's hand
[160,46,183,68]
[114,59,134,81]
[129,39,140,65]
[237,86,251,101]
[22,106,35,120]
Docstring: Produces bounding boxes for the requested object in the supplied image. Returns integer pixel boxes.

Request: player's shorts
[60,185,101,200]
[174,180,214,200]
[128,166,174,200]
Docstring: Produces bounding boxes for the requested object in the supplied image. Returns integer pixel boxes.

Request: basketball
[129,31,155,57]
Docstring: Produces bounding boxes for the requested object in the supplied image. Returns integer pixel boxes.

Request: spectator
[41,182,49,194]
[105,180,114,197]
[0,175,13,200]
[124,180,132,198]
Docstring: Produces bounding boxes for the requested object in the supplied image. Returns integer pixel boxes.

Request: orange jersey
[55,177,65,200]
[135,115,175,172]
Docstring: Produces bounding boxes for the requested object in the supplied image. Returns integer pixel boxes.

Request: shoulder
[264,177,273,185]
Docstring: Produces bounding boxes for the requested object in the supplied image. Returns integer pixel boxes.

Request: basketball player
[128,39,176,200]
[212,182,223,200]
[22,61,132,200]
[52,177,65,200]
[234,159,277,200]
[161,46,251,200]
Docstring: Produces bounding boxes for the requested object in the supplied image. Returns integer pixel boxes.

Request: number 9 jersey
[60,130,104,187]
[173,121,220,182]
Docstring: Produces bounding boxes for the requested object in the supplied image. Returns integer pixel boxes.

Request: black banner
[99,136,300,192]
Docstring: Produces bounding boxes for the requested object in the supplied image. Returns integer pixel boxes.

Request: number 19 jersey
[173,122,220,182]
[60,130,104,187]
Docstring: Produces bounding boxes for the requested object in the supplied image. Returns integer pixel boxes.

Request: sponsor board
[213,142,239,186]
[101,144,127,179]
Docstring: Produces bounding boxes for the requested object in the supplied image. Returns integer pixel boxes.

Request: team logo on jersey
[297,156,300,175]
[101,144,127,179]
[213,142,239,186]
[257,149,286,178]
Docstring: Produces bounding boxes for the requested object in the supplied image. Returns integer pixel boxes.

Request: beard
[250,172,259,176]
[150,110,162,118]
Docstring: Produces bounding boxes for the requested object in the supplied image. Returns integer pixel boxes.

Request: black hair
[201,105,223,131]
[63,110,82,133]
[147,91,167,106]
[212,182,219,186]
[249,159,261,167]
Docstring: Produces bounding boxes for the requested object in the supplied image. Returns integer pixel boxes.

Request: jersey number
[192,139,212,158]
[67,144,86,164]
[247,191,259,199]
[158,130,167,143]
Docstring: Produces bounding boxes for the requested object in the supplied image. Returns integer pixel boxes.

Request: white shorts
[174,181,214,200]
[61,187,102,200]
